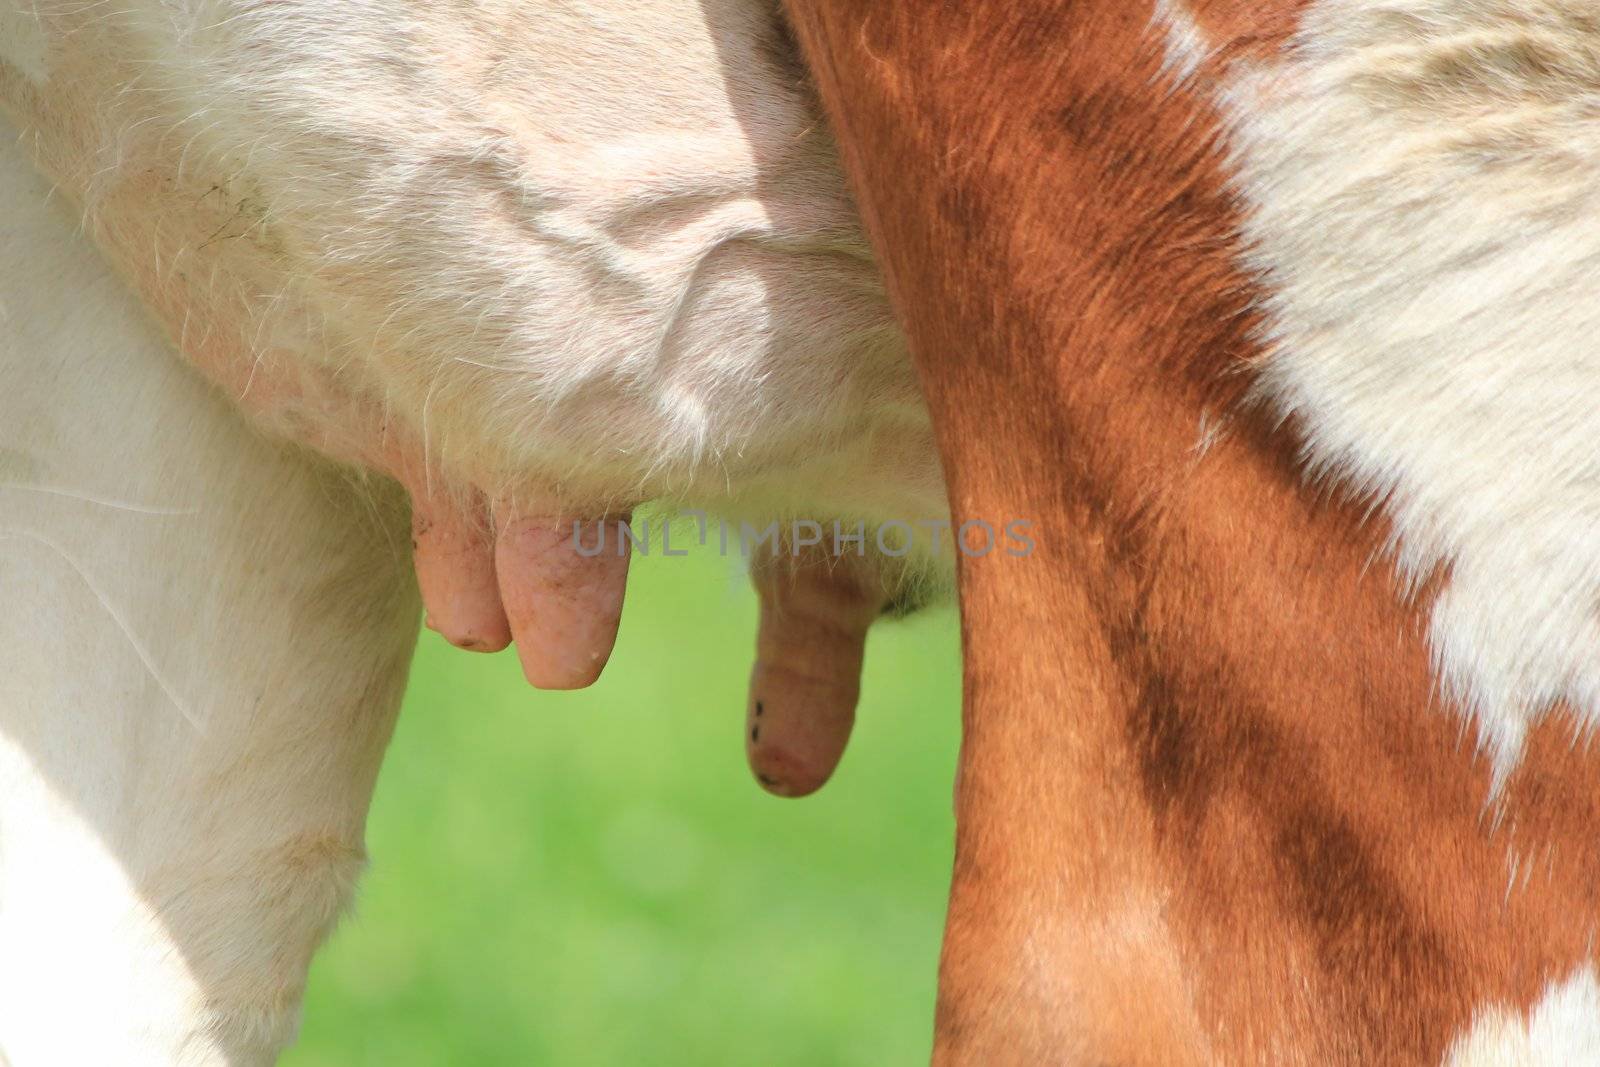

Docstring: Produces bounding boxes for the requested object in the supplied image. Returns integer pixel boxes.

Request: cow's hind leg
[0,132,420,1064]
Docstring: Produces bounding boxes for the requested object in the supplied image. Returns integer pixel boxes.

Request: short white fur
[1445,965,1600,1066]
[0,0,943,530]
[0,130,419,1063]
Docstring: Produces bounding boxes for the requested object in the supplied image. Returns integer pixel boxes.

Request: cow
[0,2,944,1061]
[783,0,1600,1063]
[11,0,1600,1064]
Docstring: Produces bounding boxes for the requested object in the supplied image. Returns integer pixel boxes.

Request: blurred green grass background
[283,546,962,1066]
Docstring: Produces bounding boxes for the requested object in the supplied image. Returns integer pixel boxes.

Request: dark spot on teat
[755,701,764,717]
[750,724,761,743]
[757,773,779,787]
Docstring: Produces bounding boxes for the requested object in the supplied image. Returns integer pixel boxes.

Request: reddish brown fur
[1182,0,1311,66]
[782,2,1600,1063]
